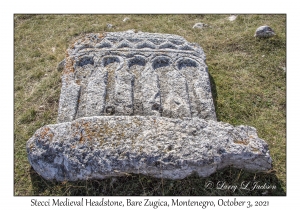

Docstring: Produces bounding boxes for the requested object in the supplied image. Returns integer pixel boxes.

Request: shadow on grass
[252,37,286,55]
[30,166,285,196]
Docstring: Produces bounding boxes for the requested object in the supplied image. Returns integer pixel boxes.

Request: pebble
[107,23,113,29]
[123,17,130,22]
[228,15,237,21]
[193,22,209,29]
[254,25,276,38]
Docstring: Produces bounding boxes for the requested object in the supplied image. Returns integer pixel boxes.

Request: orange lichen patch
[37,126,54,143]
[64,57,75,74]
[79,134,84,144]
[75,79,81,85]
[98,33,105,40]
[233,139,249,145]
[65,49,70,58]
[29,143,35,152]
[251,146,260,152]
[75,121,80,128]
[98,33,106,42]
[40,127,50,139]
[48,133,54,140]
[70,119,132,148]
[75,121,101,145]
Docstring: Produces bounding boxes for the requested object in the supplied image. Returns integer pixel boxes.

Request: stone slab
[57,31,217,123]
[27,116,271,181]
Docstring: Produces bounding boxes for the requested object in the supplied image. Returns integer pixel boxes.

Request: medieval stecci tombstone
[26,31,272,181]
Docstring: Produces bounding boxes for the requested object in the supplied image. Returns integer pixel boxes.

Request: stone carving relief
[26,31,272,181]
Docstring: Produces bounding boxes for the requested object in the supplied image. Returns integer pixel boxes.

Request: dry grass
[14,14,286,196]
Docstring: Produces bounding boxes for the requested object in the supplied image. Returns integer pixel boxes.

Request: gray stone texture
[254,25,276,38]
[57,31,217,123]
[27,116,271,181]
[27,31,272,181]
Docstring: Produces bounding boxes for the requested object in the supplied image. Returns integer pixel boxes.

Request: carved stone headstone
[57,31,217,122]
[26,31,272,181]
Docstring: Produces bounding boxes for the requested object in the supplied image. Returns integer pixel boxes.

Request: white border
[3,0,297,209]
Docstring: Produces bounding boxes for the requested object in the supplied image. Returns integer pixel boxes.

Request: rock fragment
[123,17,130,22]
[107,23,113,29]
[27,116,272,181]
[254,25,276,38]
[228,15,237,21]
[193,22,209,29]
[57,59,65,72]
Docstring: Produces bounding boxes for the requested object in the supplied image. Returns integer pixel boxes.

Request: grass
[14,14,286,196]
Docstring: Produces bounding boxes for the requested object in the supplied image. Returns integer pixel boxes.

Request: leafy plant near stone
[14,14,286,196]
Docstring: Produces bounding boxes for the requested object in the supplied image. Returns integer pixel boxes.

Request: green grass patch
[14,14,286,196]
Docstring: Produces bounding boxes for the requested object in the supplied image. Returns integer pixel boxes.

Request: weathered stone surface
[254,25,276,38]
[27,31,272,181]
[27,116,271,181]
[57,31,217,123]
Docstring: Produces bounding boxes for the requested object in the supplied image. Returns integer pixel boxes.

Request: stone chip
[254,25,276,38]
